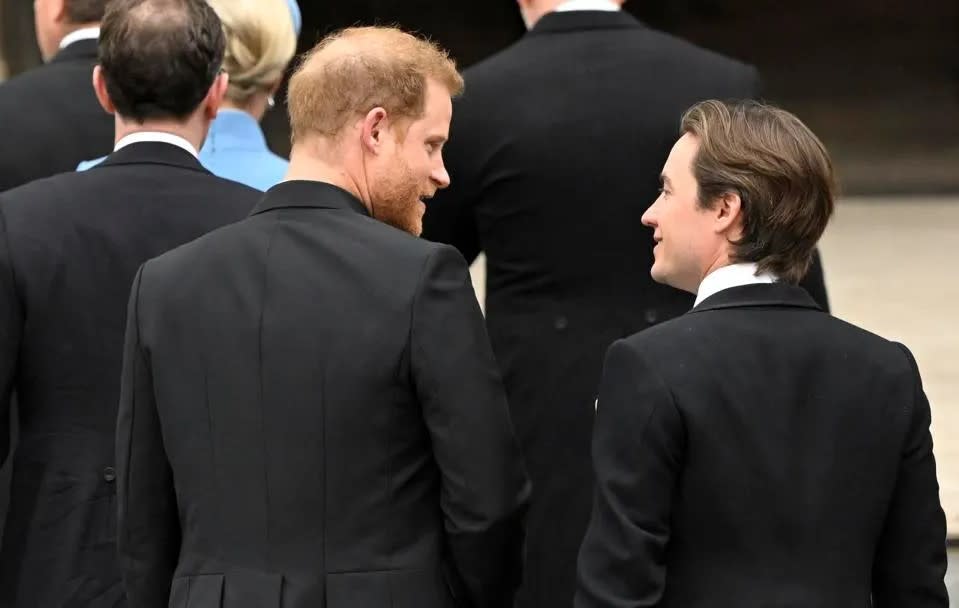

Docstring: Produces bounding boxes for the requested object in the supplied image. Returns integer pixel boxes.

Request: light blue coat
[77,110,288,191]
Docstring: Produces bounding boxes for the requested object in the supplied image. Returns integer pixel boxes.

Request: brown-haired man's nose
[641,203,658,228]
[432,165,451,189]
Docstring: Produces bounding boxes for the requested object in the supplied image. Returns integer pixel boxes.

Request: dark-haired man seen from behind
[0,0,260,604]
[576,100,947,607]
[0,0,113,191]
[0,0,111,539]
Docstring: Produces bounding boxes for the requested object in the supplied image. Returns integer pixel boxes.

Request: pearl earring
[267,96,276,109]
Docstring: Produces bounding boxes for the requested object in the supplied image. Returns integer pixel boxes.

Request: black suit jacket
[116,180,531,608]
[576,283,947,607]
[0,143,260,606]
[0,39,114,192]
[422,11,832,607]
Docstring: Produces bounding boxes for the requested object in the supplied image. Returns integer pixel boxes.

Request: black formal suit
[576,282,947,607]
[422,10,826,607]
[0,142,260,606]
[0,38,113,538]
[116,180,530,608]
[0,39,114,192]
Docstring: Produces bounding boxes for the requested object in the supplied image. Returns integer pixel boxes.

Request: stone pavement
[819,198,959,537]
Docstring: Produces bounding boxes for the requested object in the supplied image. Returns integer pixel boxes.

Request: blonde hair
[287,26,464,142]
[205,0,297,105]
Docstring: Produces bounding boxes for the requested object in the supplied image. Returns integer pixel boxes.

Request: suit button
[554,315,569,331]
[103,467,116,483]
[644,308,658,324]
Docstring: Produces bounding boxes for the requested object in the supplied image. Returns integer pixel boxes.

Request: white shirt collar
[694,262,778,307]
[114,132,199,159]
[555,0,621,12]
[59,27,100,50]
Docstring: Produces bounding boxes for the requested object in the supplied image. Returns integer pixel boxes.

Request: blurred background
[6,0,955,194]
[2,0,958,593]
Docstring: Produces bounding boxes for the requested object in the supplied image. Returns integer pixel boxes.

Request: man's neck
[698,253,733,287]
[113,117,207,154]
[284,145,370,212]
[522,0,561,29]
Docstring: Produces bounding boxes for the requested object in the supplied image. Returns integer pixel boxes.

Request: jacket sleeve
[410,244,530,608]
[575,339,684,608]
[872,343,948,607]
[0,204,22,466]
[116,264,181,608]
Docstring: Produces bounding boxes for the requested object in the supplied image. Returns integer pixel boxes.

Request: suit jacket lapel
[98,142,210,174]
[50,39,98,64]
[250,180,371,217]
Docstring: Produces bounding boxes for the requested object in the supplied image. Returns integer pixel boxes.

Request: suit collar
[689,283,822,314]
[59,27,100,50]
[251,180,370,217]
[50,38,98,64]
[528,10,644,36]
[97,141,210,173]
[115,131,199,159]
[694,262,776,307]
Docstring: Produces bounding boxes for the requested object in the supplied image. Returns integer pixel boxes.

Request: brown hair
[66,0,108,23]
[681,100,837,283]
[287,26,464,142]
[99,0,225,122]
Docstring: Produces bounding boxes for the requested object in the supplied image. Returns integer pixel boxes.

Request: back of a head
[65,0,109,23]
[287,26,464,143]
[34,0,108,60]
[205,0,298,106]
[682,100,837,284]
[98,0,225,122]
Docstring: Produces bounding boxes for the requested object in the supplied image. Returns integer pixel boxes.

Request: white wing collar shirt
[555,0,621,12]
[59,27,100,49]
[694,262,778,307]
[113,132,200,159]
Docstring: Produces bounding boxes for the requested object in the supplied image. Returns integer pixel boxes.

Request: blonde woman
[79,0,301,190]
[200,0,299,189]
